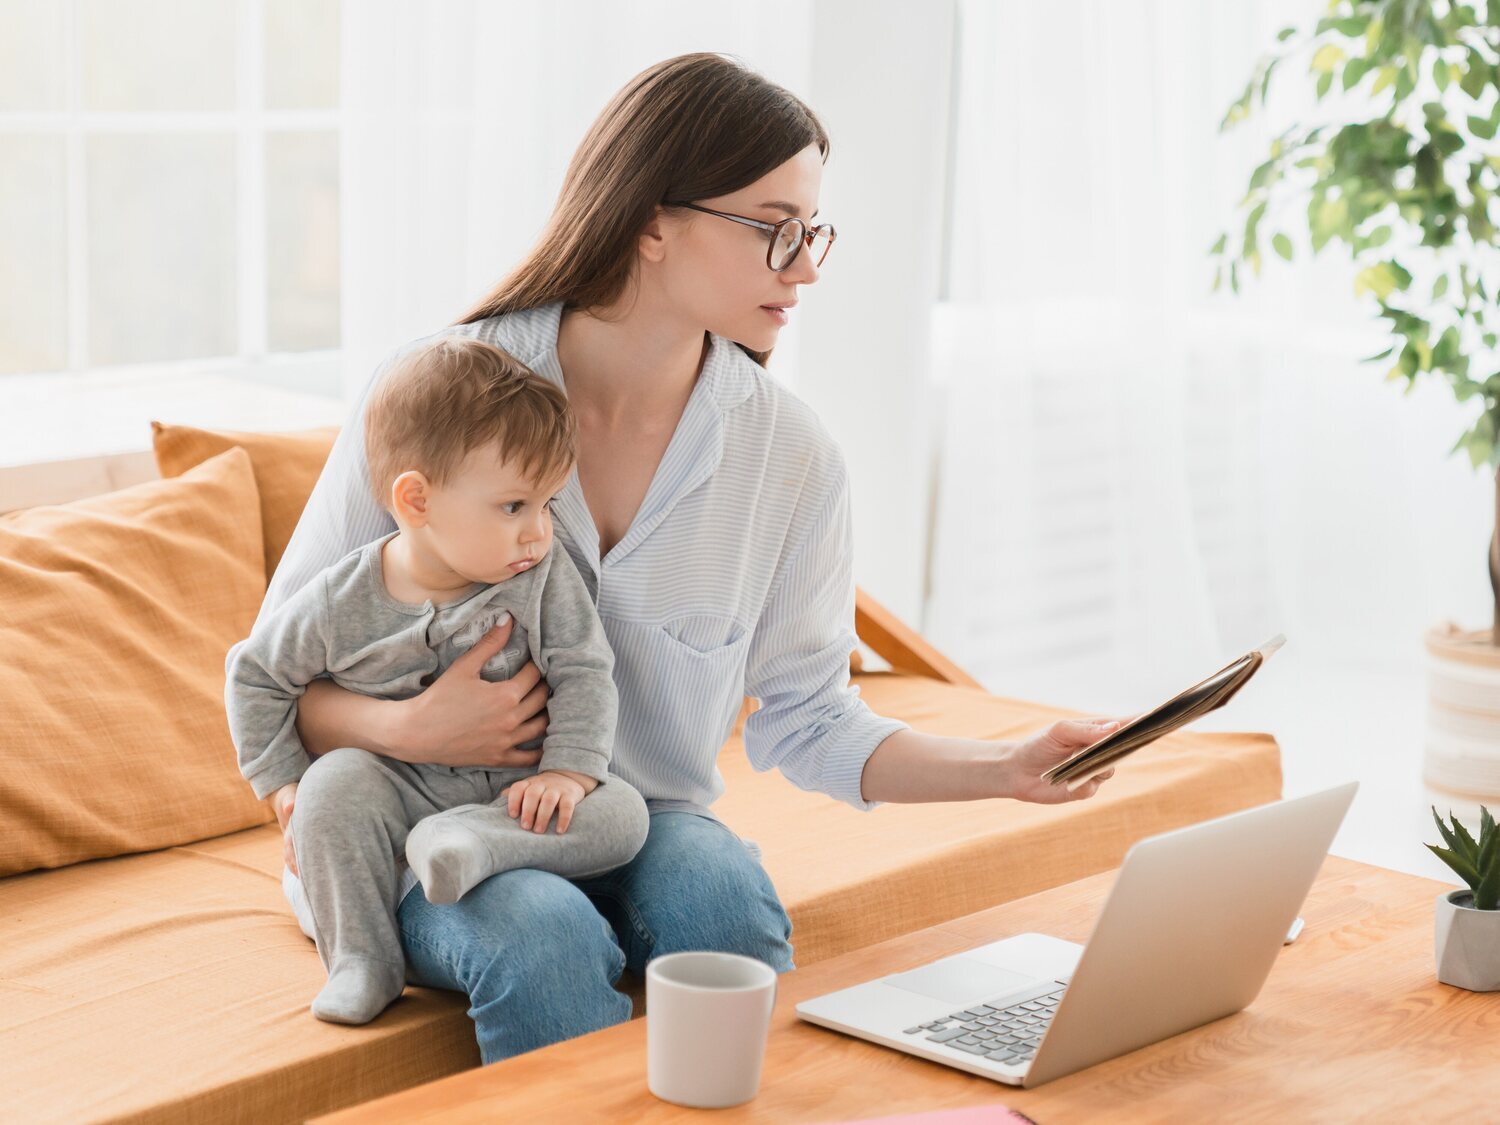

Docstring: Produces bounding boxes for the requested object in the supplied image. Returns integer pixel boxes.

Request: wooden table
[316,857,1494,1123]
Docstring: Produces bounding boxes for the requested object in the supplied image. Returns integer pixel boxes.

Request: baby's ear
[390,470,431,524]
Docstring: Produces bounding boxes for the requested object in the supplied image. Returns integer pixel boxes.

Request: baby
[226,335,649,1026]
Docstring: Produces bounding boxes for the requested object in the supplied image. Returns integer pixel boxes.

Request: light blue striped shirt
[250,301,908,907]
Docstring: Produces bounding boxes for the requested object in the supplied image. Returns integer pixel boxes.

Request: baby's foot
[311,958,404,1025]
[405,812,494,905]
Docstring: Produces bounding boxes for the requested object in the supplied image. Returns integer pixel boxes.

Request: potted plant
[1214,1,1500,800]
[1428,805,1500,989]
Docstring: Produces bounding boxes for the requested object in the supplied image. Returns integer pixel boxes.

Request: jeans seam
[398,901,459,978]
[587,884,657,951]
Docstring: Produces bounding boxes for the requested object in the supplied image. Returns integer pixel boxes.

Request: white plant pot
[1435,888,1500,992]
[1425,623,1500,800]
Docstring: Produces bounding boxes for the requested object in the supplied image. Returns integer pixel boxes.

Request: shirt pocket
[605,614,752,766]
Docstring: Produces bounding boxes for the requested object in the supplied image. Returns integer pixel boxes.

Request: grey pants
[290,746,650,979]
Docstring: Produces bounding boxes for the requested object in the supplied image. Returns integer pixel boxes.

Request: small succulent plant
[1428,805,1500,910]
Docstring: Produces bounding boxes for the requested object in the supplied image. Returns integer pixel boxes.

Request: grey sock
[311,957,405,1025]
[405,811,495,905]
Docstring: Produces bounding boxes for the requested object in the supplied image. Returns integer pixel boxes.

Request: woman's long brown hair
[454,52,828,367]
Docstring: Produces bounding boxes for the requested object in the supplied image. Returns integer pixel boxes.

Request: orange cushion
[0,447,273,877]
[151,421,340,581]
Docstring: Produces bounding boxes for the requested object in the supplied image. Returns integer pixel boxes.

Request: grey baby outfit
[226,531,649,1024]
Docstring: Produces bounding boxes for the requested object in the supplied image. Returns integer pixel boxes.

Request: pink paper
[823,1104,1037,1125]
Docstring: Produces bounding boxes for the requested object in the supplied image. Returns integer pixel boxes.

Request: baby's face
[422,444,571,586]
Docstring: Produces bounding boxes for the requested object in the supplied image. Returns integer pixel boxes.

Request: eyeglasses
[663,201,837,272]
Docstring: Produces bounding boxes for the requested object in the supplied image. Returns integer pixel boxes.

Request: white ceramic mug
[645,951,778,1108]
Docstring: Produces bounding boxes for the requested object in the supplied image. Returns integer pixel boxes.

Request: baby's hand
[504,770,596,834]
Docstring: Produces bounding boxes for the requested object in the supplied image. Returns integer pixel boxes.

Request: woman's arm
[859,720,1121,805]
[743,452,1124,809]
[294,617,552,766]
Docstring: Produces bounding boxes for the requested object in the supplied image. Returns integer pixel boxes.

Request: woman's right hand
[274,781,299,877]
[399,615,550,769]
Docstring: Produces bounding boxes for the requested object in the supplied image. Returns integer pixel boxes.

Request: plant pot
[1435,888,1500,992]
[1424,623,1500,801]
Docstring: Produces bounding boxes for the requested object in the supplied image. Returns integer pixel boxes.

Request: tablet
[1040,634,1285,791]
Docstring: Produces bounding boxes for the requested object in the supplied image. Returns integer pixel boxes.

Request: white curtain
[925,0,1497,716]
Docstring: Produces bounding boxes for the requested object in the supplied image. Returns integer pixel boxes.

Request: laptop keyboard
[900,981,1067,1068]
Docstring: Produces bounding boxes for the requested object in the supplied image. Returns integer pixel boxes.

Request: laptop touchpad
[883,957,1038,1005]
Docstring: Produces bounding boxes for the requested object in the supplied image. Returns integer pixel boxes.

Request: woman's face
[653,143,825,353]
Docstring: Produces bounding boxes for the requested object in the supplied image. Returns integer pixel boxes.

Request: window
[0,0,341,394]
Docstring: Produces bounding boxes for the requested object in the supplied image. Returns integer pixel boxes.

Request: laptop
[795,782,1358,1087]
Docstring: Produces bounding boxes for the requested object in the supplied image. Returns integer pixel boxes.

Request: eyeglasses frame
[661,200,836,272]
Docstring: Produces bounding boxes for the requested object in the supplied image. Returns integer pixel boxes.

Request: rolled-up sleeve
[741,461,909,811]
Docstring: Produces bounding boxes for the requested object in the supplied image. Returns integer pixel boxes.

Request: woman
[261,52,1123,1063]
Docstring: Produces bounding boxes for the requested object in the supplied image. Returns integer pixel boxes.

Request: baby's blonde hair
[364,336,576,511]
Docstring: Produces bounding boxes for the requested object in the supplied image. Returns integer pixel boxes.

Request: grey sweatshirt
[226,531,617,800]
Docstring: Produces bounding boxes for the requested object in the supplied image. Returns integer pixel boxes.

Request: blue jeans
[396,810,795,1064]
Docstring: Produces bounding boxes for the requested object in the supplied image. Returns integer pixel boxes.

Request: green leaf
[1435,326,1462,367]
[1469,114,1497,141]
[1476,816,1500,908]
[1244,200,1267,248]
[1260,57,1278,105]
[1434,274,1450,299]
[1343,57,1371,91]
[1276,25,1296,42]
[1316,70,1335,100]
[1428,843,1481,889]
[1400,341,1421,377]
[1371,66,1397,95]
[1434,806,1461,849]
[1272,232,1293,260]
[1209,233,1227,256]
[1451,809,1482,859]
[1248,156,1278,191]
[1310,194,1350,251]
[1311,44,1346,74]
[1461,55,1490,99]
[1366,225,1392,248]
[1395,65,1415,100]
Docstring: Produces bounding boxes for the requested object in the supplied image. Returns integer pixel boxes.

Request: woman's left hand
[999,717,1129,804]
